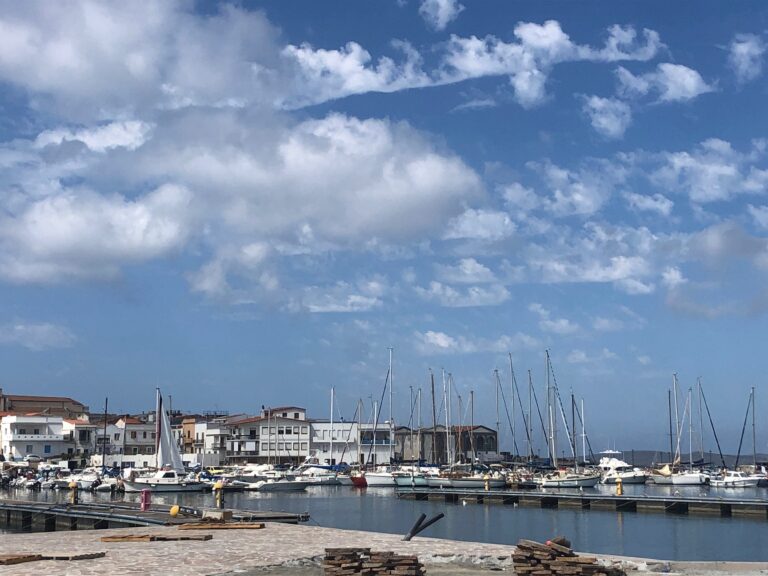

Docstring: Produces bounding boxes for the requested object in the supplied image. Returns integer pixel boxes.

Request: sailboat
[122,390,207,493]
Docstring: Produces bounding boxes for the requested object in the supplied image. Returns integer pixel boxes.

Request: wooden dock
[396,487,768,520]
[0,498,309,532]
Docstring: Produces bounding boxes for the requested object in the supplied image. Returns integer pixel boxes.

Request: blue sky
[0,0,767,456]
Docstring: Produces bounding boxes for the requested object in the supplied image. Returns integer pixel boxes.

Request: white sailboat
[122,389,207,493]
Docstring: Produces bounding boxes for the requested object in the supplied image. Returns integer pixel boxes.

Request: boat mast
[546,350,557,467]
[528,370,533,460]
[409,386,414,462]
[442,369,450,464]
[672,373,680,464]
[688,387,693,470]
[155,388,161,470]
[470,390,476,463]
[430,370,437,464]
[388,347,393,465]
[417,387,422,462]
[698,378,705,462]
[330,386,334,466]
[581,398,586,465]
[101,397,108,472]
[495,370,500,458]
[752,386,757,468]
[667,389,674,463]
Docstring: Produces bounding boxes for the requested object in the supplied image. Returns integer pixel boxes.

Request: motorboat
[251,477,312,492]
[362,470,396,487]
[598,457,649,484]
[123,469,208,492]
[710,470,760,488]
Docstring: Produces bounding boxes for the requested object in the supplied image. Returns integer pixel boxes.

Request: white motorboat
[251,478,311,492]
[598,457,649,485]
[362,470,396,487]
[710,470,760,488]
[123,469,207,493]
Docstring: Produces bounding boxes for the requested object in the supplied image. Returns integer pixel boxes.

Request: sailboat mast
[388,347,394,464]
[528,370,533,460]
[546,350,557,467]
[470,390,475,463]
[698,378,705,461]
[688,387,693,470]
[667,389,674,463]
[155,388,161,470]
[673,373,680,462]
[752,387,757,467]
[417,387,422,462]
[581,398,586,464]
[442,369,450,464]
[495,370,500,457]
[330,387,335,466]
[430,371,437,463]
[508,354,516,460]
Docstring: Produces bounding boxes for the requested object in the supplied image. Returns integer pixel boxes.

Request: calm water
[3,484,768,561]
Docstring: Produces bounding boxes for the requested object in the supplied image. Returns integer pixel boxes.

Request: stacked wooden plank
[324,547,426,576]
[513,538,624,576]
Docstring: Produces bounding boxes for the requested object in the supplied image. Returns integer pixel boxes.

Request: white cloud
[529,159,625,217]
[444,209,515,241]
[34,121,153,153]
[623,191,673,216]
[281,40,430,108]
[748,204,768,229]
[653,138,768,203]
[419,0,464,31]
[661,266,687,289]
[528,303,579,334]
[0,3,283,119]
[581,96,632,139]
[0,184,192,282]
[443,22,661,108]
[415,281,510,307]
[0,322,76,351]
[502,183,540,213]
[435,258,497,284]
[451,98,497,112]
[616,63,714,102]
[302,282,383,313]
[566,348,617,364]
[414,329,539,355]
[593,317,624,332]
[728,33,766,84]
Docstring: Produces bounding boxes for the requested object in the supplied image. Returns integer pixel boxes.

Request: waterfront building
[394,425,498,464]
[90,416,156,469]
[0,389,88,418]
[308,420,359,466]
[62,418,97,466]
[226,407,311,465]
[0,414,68,461]
[358,422,395,466]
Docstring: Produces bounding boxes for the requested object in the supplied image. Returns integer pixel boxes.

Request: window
[248,429,256,439]
[269,443,275,450]
[79,430,89,441]
[261,426,268,435]
[44,445,51,454]
[68,448,73,455]
[25,444,33,452]
[151,432,156,440]
[277,427,285,435]
[277,443,284,450]
[143,431,147,439]
[293,426,299,435]
[269,427,276,434]
[33,428,40,435]
[132,447,138,454]
[130,431,137,439]
[114,433,120,441]
[18,428,26,434]
[293,442,299,451]
[261,443,268,451]
[282,412,287,418]
[301,426,308,434]
[301,442,308,450]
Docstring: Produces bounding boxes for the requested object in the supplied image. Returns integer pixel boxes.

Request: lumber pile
[513,538,624,576]
[324,547,426,576]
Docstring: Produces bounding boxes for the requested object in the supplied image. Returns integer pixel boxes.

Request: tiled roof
[5,395,85,406]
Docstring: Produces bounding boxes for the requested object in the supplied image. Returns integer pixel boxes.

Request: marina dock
[0,498,309,532]
[396,487,768,520]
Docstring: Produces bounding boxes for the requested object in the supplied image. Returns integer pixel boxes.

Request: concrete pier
[397,487,768,520]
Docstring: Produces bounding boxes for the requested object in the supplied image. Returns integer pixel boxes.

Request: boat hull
[539,474,601,488]
[254,480,311,492]
[394,475,428,488]
[123,480,208,493]
[363,473,396,487]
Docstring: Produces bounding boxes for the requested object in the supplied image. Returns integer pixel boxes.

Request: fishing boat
[122,389,207,493]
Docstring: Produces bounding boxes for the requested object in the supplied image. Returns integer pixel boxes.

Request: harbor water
[3,483,768,561]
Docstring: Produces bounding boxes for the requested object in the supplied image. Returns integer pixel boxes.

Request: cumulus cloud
[748,204,768,229]
[415,281,510,307]
[0,322,76,351]
[616,63,714,102]
[414,329,538,355]
[435,258,497,284]
[581,96,632,139]
[301,281,384,313]
[528,303,579,334]
[728,33,766,84]
[443,209,515,241]
[566,347,617,364]
[35,121,153,152]
[653,138,768,203]
[419,0,464,31]
[624,191,673,216]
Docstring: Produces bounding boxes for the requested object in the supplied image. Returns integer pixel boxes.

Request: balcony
[7,433,64,442]
[360,439,393,446]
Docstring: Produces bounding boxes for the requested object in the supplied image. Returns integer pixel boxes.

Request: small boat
[650,464,709,485]
[123,469,208,493]
[710,470,760,488]
[251,478,312,492]
[363,470,396,487]
[538,469,601,488]
[598,457,649,485]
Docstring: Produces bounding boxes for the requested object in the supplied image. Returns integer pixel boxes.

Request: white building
[308,421,359,466]
[182,420,229,467]
[0,414,69,461]
[90,417,157,469]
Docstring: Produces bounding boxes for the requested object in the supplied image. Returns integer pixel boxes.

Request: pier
[0,498,309,532]
[396,487,768,520]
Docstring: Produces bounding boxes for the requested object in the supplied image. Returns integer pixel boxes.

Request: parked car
[24,454,42,463]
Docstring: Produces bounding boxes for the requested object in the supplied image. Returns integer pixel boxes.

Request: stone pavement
[0,522,521,575]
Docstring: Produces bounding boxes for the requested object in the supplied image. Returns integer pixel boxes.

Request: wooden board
[0,554,43,565]
[177,522,265,530]
[101,534,212,542]
[41,552,107,561]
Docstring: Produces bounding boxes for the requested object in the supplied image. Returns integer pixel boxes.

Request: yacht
[710,470,760,488]
[598,457,649,484]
